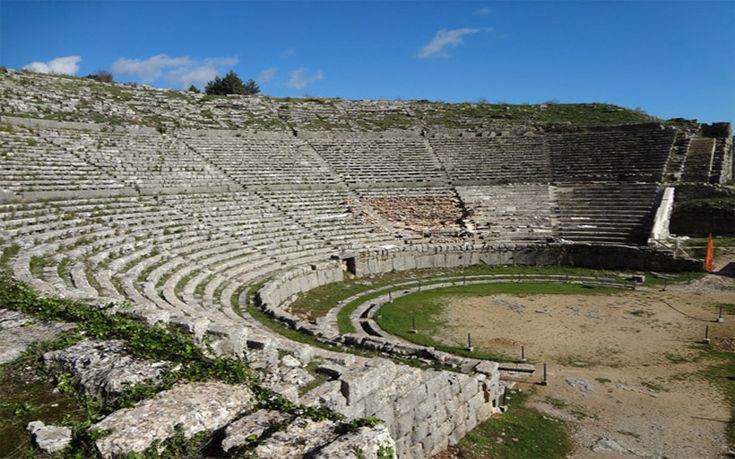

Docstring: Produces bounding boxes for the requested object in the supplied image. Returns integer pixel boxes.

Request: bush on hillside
[86,70,113,83]
[204,71,260,95]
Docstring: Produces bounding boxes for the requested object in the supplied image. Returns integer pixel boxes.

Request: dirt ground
[437,275,735,458]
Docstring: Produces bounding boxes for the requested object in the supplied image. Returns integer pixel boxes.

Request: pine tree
[243,79,260,95]
[205,70,255,95]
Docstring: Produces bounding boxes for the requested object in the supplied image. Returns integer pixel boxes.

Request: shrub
[86,70,113,83]
[205,70,260,96]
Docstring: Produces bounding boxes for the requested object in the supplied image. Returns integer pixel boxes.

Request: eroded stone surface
[0,308,74,364]
[254,418,340,458]
[93,381,255,458]
[43,339,168,400]
[221,409,292,452]
[314,424,396,459]
[27,420,72,454]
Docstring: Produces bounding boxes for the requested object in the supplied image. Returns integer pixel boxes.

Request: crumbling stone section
[43,340,168,400]
[366,196,464,235]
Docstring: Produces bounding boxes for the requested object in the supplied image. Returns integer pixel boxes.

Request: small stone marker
[704,325,711,344]
[717,305,724,323]
[520,345,527,363]
[411,315,417,334]
[466,333,474,352]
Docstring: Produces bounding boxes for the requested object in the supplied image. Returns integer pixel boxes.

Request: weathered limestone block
[27,421,72,454]
[221,409,292,452]
[43,340,167,400]
[339,358,397,405]
[93,381,255,458]
[314,424,396,459]
[254,418,339,458]
[0,308,74,364]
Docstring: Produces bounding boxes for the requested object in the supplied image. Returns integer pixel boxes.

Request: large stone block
[93,382,255,458]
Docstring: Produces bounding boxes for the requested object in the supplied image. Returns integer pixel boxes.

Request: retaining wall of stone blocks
[256,243,698,458]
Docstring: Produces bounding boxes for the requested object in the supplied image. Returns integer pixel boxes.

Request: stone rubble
[43,339,168,400]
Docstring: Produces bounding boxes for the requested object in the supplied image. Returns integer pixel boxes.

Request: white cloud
[280,48,295,58]
[111,54,193,81]
[416,27,491,59]
[111,54,239,87]
[258,67,278,84]
[474,7,492,16]
[23,55,81,75]
[287,68,323,90]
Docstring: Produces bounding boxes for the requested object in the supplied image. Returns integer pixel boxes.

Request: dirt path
[438,276,735,458]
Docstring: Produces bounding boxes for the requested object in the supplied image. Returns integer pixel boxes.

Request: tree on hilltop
[204,71,260,95]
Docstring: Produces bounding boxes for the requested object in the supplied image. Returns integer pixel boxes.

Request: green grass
[455,390,572,459]
[700,344,735,447]
[0,244,20,266]
[0,333,87,458]
[297,266,700,334]
[375,282,618,362]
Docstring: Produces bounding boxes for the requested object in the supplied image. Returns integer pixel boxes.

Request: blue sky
[1,0,734,123]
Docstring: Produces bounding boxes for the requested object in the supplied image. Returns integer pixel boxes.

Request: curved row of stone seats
[1,200,500,459]
[182,131,342,187]
[0,125,124,193]
[555,182,660,245]
[259,189,407,250]
[456,185,555,241]
[356,186,465,237]
[275,99,354,130]
[309,136,449,186]
[45,128,238,190]
[680,137,716,182]
[429,136,551,185]
[548,127,675,182]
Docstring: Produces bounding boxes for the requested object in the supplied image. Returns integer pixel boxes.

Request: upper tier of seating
[547,128,676,182]
[430,136,551,184]
[183,133,341,187]
[0,126,124,193]
[309,137,448,186]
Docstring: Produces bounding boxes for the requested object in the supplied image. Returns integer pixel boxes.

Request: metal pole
[411,315,417,334]
[521,345,526,363]
[704,325,711,344]
[541,363,548,386]
[467,333,473,352]
[718,304,724,323]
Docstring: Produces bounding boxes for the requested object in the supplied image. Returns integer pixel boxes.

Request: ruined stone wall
[256,243,698,458]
